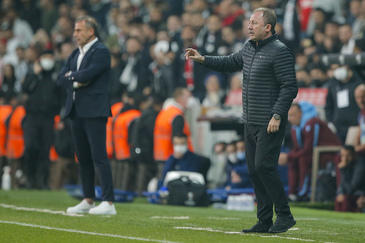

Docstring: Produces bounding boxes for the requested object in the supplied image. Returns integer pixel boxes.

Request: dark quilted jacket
[203,33,298,126]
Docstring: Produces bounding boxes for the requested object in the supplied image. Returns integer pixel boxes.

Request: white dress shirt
[73,37,98,99]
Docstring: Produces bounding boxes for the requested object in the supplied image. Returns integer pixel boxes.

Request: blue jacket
[57,40,112,118]
[161,150,201,184]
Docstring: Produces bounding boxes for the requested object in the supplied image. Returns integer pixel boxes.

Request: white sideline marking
[151,216,189,219]
[0,221,178,243]
[0,203,83,217]
[208,217,241,220]
[297,218,320,221]
[174,227,315,242]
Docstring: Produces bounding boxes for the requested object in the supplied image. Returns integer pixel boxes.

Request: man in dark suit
[57,16,116,215]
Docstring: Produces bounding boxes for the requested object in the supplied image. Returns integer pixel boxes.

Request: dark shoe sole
[268,220,296,233]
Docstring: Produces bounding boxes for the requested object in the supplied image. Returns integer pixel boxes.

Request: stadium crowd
[0,0,365,212]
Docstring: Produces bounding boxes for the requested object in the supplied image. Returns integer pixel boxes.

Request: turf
[1,190,365,242]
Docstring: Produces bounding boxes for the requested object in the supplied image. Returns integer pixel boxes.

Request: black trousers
[71,112,115,202]
[24,114,54,188]
[244,123,291,224]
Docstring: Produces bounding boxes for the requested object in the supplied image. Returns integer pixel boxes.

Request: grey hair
[253,7,277,34]
[75,16,99,37]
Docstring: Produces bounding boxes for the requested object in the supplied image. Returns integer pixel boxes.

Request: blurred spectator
[167,15,182,45]
[352,0,365,39]
[201,72,226,112]
[307,7,332,37]
[14,46,28,92]
[207,141,227,189]
[307,0,345,37]
[119,37,152,94]
[348,0,362,27]
[335,145,365,212]
[39,0,59,35]
[154,87,194,178]
[357,195,365,212]
[0,64,16,100]
[22,50,62,189]
[133,94,165,194]
[149,39,175,98]
[106,13,129,54]
[175,25,208,100]
[339,23,356,54]
[50,117,78,190]
[112,91,147,191]
[0,22,20,66]
[219,26,241,55]
[224,72,242,107]
[4,8,34,49]
[51,16,74,48]
[280,0,301,54]
[160,132,205,187]
[32,29,52,51]
[354,84,365,155]
[218,0,245,28]
[295,52,308,70]
[88,0,110,31]
[353,39,365,80]
[109,52,125,105]
[58,3,71,19]
[18,0,41,33]
[225,139,252,190]
[325,65,363,143]
[296,69,311,88]
[279,102,342,202]
[308,64,330,88]
[200,15,223,57]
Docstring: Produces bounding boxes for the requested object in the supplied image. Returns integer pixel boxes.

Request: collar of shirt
[78,37,98,55]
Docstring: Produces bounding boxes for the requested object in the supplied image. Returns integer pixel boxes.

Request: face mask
[40,58,55,71]
[228,153,238,164]
[333,67,348,81]
[236,151,246,161]
[173,144,188,154]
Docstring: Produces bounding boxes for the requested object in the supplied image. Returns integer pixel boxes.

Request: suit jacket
[57,40,112,118]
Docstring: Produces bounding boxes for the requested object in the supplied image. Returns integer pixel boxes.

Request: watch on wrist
[273,113,281,120]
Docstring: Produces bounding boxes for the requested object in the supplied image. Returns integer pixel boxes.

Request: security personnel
[154,88,194,178]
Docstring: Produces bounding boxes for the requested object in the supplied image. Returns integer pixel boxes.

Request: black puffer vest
[203,33,298,126]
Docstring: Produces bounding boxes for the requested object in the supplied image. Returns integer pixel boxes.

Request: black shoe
[241,221,273,233]
[269,215,296,233]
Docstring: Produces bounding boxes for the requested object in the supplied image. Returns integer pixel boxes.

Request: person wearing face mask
[21,49,63,190]
[325,64,363,143]
[225,139,252,190]
[160,132,203,187]
[154,87,195,179]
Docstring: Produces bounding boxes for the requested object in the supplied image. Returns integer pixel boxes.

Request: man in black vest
[185,8,297,233]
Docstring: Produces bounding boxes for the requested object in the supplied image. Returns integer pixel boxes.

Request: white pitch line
[207,217,241,220]
[0,203,83,217]
[174,227,315,242]
[0,221,178,243]
[151,216,189,219]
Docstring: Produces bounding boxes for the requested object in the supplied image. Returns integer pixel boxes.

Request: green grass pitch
[1,190,365,242]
